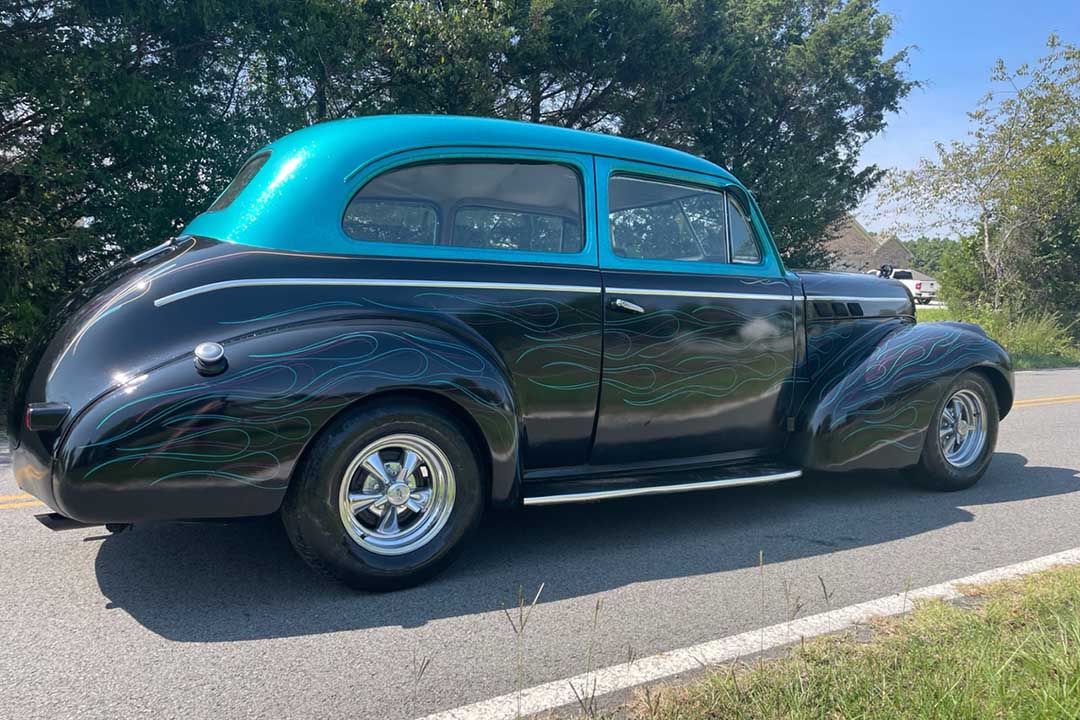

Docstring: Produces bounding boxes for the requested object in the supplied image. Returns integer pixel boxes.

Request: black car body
[9,116,1013,588]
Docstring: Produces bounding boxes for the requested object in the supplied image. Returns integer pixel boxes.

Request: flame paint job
[55,321,519,522]
[7,118,1013,525]
[10,233,1013,522]
[789,272,1013,471]
[591,270,797,464]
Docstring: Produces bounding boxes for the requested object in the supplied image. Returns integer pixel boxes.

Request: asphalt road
[2,368,1079,720]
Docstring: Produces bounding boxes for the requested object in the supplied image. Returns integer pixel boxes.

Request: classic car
[9,116,1013,590]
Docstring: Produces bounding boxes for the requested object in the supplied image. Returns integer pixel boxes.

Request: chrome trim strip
[804,295,907,303]
[521,469,802,506]
[606,287,794,302]
[155,278,603,307]
[130,239,173,265]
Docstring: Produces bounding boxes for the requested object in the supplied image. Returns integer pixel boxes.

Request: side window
[208,152,270,212]
[726,194,762,263]
[609,176,729,263]
[343,161,584,253]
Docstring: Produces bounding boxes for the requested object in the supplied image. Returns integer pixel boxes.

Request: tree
[1,0,912,402]
[879,37,1080,314]
[903,236,954,276]
[1,2,238,390]
[665,0,914,267]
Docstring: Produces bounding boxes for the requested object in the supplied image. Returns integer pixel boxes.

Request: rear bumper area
[11,418,283,526]
[11,434,61,513]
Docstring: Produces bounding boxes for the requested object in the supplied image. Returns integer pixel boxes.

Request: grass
[918,307,1080,369]
[615,564,1080,720]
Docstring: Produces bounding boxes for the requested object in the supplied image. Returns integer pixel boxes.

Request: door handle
[610,297,645,314]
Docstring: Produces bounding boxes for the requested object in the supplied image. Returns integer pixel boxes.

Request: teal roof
[183,114,742,253]
[271,115,733,180]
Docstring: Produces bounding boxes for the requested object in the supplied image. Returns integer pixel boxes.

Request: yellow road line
[0,499,43,510]
[1014,393,1080,408]
[0,493,32,502]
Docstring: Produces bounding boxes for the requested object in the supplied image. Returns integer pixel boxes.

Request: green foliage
[918,306,1080,369]
[881,38,1080,325]
[628,564,1080,719]
[935,236,986,311]
[902,236,953,276]
[0,0,913,402]
[679,0,914,267]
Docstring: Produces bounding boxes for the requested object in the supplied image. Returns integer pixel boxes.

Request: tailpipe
[35,512,100,531]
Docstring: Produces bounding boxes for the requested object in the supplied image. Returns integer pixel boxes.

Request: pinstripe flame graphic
[78,329,511,489]
[803,319,1004,466]
[599,303,794,407]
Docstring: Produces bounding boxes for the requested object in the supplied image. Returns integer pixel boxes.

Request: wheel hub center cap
[956,419,969,436]
[385,482,411,507]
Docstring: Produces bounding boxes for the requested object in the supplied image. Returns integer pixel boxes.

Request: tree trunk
[529,75,541,124]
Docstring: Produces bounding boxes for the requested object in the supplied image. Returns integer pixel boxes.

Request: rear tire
[281,400,484,591]
[904,371,998,491]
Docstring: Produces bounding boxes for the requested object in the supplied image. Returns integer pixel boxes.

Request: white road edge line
[421,546,1080,720]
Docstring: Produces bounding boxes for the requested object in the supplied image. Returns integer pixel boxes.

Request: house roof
[825,214,913,272]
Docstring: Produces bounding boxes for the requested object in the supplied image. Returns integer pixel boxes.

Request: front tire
[281,400,484,591]
[904,371,999,491]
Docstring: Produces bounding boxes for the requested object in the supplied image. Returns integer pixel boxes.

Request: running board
[522,466,802,506]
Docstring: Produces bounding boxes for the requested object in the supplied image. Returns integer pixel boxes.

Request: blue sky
[856,0,1080,233]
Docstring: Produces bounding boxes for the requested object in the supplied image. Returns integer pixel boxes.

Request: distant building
[825,214,912,272]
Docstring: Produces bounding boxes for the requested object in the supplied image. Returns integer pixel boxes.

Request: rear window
[208,152,270,212]
[343,161,584,254]
[892,270,913,279]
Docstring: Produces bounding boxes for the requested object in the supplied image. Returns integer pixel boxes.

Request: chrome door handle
[611,298,645,314]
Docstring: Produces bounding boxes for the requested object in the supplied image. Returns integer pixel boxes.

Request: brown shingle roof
[824,215,912,272]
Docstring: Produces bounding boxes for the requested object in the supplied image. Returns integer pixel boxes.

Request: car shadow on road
[92,451,1080,642]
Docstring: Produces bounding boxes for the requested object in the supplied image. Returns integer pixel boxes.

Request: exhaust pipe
[35,513,132,533]
[35,512,100,531]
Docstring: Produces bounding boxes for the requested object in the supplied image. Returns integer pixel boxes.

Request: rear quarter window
[208,152,270,212]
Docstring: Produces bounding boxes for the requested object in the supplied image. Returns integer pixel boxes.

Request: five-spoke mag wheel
[338,434,456,555]
[281,401,482,591]
[906,371,999,491]
[937,388,988,469]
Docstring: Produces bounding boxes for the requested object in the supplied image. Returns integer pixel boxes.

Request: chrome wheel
[937,389,987,468]
[338,433,456,556]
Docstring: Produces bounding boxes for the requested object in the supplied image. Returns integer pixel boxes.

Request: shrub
[919,307,1080,369]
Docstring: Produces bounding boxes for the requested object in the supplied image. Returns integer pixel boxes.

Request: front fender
[54,320,517,523]
[792,321,1012,472]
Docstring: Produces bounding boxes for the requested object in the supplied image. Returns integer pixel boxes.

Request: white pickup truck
[870,267,938,304]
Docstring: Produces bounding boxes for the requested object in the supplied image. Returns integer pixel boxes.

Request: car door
[335,149,605,472]
[590,158,797,466]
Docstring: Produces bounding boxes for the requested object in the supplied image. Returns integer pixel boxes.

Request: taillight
[915,282,922,290]
[24,402,70,432]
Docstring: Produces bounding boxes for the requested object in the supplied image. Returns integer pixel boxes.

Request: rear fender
[792,321,1012,472]
[55,320,517,523]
